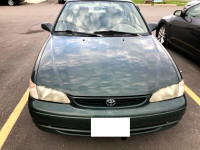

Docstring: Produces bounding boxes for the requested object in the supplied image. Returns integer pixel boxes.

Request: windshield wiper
[65,30,100,37]
[93,30,141,36]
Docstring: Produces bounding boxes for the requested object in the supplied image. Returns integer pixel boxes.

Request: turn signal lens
[29,79,38,99]
[178,80,185,97]
[150,80,184,102]
[29,79,70,104]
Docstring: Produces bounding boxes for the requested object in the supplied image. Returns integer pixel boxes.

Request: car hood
[36,35,179,96]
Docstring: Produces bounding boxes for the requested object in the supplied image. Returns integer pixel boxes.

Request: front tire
[8,0,15,6]
[157,24,168,46]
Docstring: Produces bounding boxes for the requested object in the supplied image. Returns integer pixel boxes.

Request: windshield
[54,1,149,35]
[186,3,200,17]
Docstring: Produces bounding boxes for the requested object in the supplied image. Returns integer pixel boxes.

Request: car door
[184,4,200,58]
[168,4,200,58]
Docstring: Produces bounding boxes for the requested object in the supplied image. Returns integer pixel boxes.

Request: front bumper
[28,95,186,136]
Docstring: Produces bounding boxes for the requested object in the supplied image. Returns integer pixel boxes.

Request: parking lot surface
[0,1,200,150]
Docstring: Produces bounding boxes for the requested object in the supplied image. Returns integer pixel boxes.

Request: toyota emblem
[106,99,116,107]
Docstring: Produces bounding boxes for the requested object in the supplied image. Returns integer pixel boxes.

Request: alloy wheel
[157,26,166,45]
[8,0,15,6]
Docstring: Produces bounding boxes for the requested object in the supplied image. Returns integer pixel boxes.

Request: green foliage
[164,0,188,6]
[132,0,144,4]
[132,0,188,6]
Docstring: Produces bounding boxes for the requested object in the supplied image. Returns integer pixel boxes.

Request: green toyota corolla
[28,0,186,137]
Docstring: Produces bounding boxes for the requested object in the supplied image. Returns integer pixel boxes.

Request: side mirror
[148,23,158,32]
[41,23,53,32]
[174,10,183,17]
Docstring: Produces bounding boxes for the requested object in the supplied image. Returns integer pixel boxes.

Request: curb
[25,0,46,3]
[154,4,177,6]
[137,4,152,6]
[137,4,177,6]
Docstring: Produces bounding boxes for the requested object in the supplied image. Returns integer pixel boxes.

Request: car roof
[184,1,200,10]
[67,0,133,2]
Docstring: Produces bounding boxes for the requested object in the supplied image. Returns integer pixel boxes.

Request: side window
[186,4,200,17]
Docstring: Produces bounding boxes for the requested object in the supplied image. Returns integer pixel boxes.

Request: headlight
[29,79,70,103]
[150,80,184,102]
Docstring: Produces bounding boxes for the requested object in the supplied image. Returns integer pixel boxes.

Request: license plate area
[91,118,130,137]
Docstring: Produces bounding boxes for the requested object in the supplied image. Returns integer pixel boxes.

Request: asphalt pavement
[0,1,200,150]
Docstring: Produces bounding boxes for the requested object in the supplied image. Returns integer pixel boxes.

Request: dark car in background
[58,0,66,4]
[156,3,200,62]
[0,0,24,6]
[28,0,186,137]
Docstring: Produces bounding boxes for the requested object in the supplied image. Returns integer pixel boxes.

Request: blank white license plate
[91,118,130,137]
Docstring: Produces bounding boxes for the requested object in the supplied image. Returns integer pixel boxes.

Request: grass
[132,0,188,6]
[133,0,145,4]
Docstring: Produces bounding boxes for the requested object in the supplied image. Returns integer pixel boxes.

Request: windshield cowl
[53,31,149,37]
